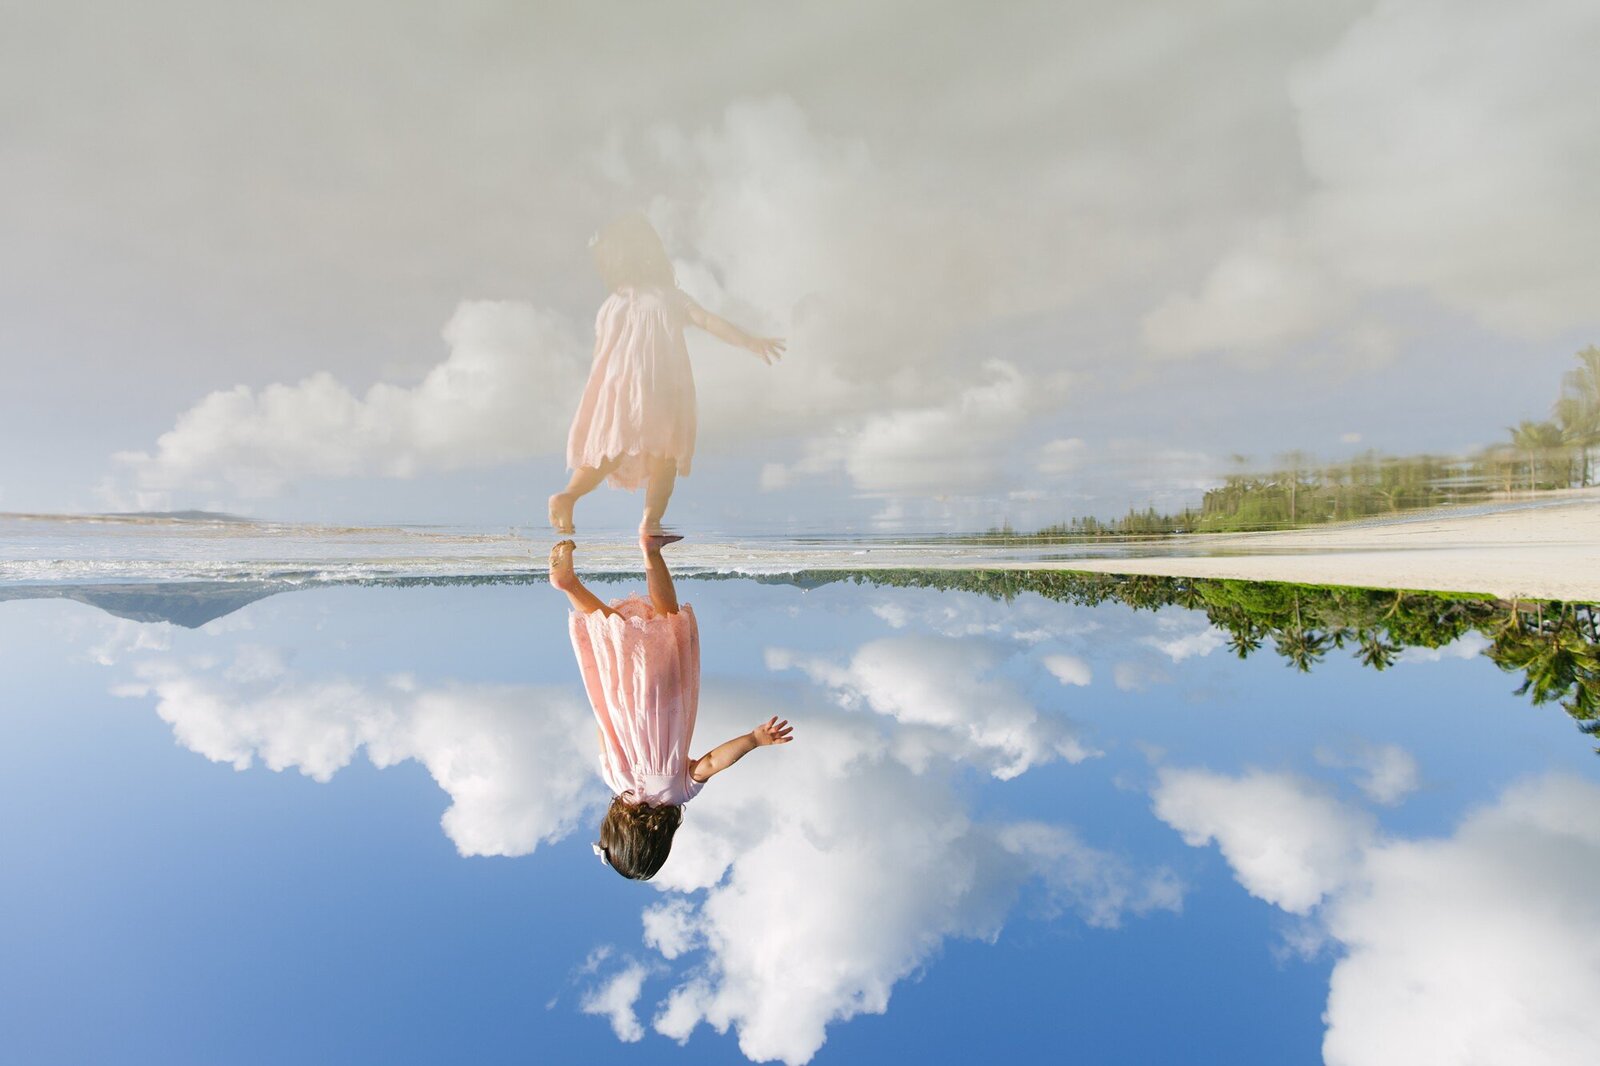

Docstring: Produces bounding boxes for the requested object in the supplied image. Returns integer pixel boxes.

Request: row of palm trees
[800,568,1600,747]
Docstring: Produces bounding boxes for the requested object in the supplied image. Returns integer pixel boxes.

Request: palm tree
[1554,345,1600,487]
[1356,630,1402,671]
[1508,419,1569,491]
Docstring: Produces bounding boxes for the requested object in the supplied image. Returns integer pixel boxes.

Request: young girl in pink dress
[549,534,794,881]
[549,213,784,535]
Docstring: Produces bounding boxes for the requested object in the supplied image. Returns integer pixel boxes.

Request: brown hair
[597,794,683,881]
[591,212,676,292]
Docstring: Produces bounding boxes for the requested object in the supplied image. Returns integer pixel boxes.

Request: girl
[550,212,785,535]
[549,534,794,881]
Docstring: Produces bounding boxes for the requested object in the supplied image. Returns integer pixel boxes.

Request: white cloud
[1043,653,1092,687]
[869,603,910,629]
[1321,774,1600,1066]
[1151,767,1373,914]
[767,634,1094,780]
[636,685,1177,1066]
[1142,222,1350,359]
[625,98,1092,501]
[997,822,1185,928]
[1139,617,1228,663]
[757,359,1063,496]
[641,900,701,961]
[581,960,652,1043]
[1315,742,1420,806]
[1397,630,1490,664]
[1112,660,1170,692]
[1294,0,1600,337]
[1153,762,1600,1065]
[116,650,602,857]
[87,618,174,666]
[106,301,584,505]
[1144,0,1600,358]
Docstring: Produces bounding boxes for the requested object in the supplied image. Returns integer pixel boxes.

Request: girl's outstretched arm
[690,716,793,783]
[684,297,786,365]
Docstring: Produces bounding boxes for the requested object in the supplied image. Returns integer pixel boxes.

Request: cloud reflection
[1152,764,1600,1066]
[115,651,601,857]
[108,618,1174,1065]
[636,684,1178,1065]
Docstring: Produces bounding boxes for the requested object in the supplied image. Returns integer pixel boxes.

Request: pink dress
[570,594,705,807]
[566,284,698,491]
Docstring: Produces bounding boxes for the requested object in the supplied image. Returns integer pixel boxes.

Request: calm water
[3,546,1598,1064]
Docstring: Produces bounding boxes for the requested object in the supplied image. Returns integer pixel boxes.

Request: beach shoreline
[1046,494,1600,602]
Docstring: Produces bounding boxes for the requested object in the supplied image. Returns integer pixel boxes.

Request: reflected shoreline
[6,567,1596,750]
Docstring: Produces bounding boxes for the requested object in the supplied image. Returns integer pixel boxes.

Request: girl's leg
[640,455,678,535]
[550,456,624,532]
[548,540,616,617]
[640,532,681,615]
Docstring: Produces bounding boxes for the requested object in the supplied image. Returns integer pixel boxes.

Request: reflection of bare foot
[548,493,575,534]
[639,531,683,556]
[548,539,579,590]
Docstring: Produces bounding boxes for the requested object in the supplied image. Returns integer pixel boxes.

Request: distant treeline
[993,345,1600,537]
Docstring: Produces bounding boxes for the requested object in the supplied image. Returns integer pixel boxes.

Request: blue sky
[3,575,1595,1064]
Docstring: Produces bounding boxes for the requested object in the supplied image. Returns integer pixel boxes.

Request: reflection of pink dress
[566,284,697,491]
[570,594,704,807]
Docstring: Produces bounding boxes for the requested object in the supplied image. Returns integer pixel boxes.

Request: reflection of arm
[690,717,792,783]
[690,732,759,783]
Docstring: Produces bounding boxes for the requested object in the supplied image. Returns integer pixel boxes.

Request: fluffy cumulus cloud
[624,685,1179,1066]
[765,634,1094,779]
[1320,775,1600,1066]
[106,301,585,506]
[1043,653,1092,687]
[1145,0,1600,358]
[1152,762,1600,1066]
[581,959,654,1043]
[1139,615,1229,664]
[105,612,1175,1066]
[1151,767,1374,914]
[104,95,1079,510]
[116,651,602,857]
[593,96,1087,503]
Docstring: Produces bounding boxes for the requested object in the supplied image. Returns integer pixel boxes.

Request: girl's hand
[748,336,785,366]
[750,716,794,746]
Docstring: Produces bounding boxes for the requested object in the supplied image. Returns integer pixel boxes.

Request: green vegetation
[988,345,1600,537]
[769,568,1600,749]
[349,567,1600,749]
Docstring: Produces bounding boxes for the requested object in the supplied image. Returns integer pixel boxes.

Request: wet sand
[1060,496,1600,602]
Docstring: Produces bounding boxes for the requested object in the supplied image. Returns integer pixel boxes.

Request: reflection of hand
[750,716,794,746]
[749,337,786,366]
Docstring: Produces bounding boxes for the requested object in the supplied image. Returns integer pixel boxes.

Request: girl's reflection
[550,534,793,880]
[549,212,784,535]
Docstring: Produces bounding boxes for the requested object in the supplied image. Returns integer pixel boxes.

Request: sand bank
[1059,496,1600,602]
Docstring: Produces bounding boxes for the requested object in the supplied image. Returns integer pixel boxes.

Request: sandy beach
[1059,494,1600,602]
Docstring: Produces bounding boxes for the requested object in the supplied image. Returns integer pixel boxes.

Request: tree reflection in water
[756,570,1600,748]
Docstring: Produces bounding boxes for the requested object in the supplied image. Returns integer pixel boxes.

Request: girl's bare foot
[549,493,576,534]
[548,539,579,590]
[639,531,684,555]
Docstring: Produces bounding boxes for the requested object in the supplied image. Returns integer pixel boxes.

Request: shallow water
[3,548,1597,1064]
